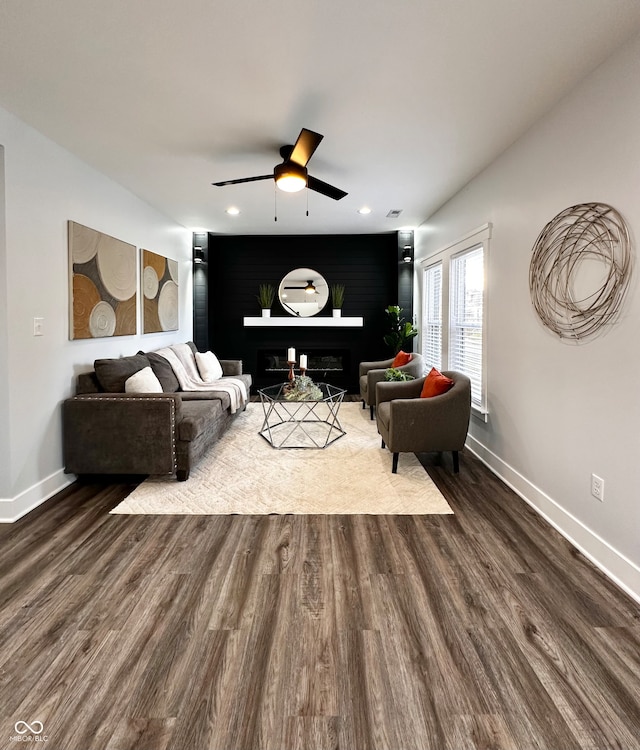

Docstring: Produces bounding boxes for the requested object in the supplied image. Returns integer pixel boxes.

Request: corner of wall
[466,433,640,606]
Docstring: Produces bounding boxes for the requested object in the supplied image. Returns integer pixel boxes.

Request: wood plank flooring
[1,450,639,749]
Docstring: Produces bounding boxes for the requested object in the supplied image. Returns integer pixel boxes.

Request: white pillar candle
[287,347,295,362]
[300,354,307,369]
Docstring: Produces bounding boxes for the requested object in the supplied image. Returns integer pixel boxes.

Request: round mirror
[278,268,329,317]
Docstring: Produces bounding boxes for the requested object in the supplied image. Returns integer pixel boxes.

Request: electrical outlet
[591,474,604,502]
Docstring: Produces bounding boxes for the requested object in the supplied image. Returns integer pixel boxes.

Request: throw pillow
[94,354,150,393]
[420,367,454,398]
[195,350,223,382]
[391,350,412,368]
[124,366,163,393]
[140,350,180,392]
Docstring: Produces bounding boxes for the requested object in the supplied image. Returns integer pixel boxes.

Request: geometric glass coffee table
[258,381,346,449]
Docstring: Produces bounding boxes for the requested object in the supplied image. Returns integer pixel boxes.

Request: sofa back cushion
[76,372,102,394]
[195,350,223,381]
[125,366,164,393]
[142,351,181,392]
[94,354,150,392]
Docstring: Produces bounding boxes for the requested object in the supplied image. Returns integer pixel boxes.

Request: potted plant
[256,283,276,317]
[384,367,416,382]
[383,304,418,354]
[330,283,345,317]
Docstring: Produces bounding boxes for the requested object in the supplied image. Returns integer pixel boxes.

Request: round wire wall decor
[529,202,632,341]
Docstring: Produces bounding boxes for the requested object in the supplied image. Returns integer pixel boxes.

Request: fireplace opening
[258,349,350,387]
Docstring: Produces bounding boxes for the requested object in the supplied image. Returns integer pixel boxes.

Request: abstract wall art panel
[529,203,632,341]
[142,249,179,333]
[68,221,137,339]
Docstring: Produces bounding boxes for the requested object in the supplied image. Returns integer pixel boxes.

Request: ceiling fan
[284,280,319,295]
[212,128,348,201]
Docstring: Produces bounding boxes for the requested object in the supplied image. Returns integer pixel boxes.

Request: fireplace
[258,348,350,389]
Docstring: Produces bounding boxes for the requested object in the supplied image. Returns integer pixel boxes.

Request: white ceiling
[1,1,640,235]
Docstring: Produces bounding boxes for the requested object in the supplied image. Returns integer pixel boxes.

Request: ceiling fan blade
[307,175,348,200]
[212,174,272,187]
[289,128,324,167]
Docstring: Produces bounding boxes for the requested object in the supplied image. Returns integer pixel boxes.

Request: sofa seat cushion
[179,390,232,411]
[178,399,226,442]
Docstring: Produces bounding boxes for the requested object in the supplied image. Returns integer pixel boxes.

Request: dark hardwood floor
[1,448,639,749]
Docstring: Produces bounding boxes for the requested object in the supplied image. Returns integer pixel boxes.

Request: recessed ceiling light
[358,206,372,215]
[226,206,240,215]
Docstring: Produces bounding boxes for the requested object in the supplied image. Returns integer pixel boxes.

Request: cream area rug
[110,402,453,515]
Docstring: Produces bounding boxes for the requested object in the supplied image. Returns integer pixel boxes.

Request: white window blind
[421,262,442,370]
[450,245,484,408]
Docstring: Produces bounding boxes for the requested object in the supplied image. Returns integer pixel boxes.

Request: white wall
[0,145,10,498]
[0,106,192,520]
[416,33,640,601]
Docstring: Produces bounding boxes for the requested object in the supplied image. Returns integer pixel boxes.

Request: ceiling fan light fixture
[274,162,307,193]
[304,280,316,294]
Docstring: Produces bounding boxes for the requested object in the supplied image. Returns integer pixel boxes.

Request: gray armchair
[375,370,471,473]
[359,353,424,419]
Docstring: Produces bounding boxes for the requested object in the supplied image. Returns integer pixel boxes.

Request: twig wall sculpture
[529,202,632,341]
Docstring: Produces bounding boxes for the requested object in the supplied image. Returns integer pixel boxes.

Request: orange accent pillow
[421,368,454,398]
[391,351,412,367]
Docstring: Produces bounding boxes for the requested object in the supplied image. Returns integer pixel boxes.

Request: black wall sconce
[193,232,208,264]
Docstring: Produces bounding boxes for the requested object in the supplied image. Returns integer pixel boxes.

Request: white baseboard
[0,469,75,523]
[466,434,640,606]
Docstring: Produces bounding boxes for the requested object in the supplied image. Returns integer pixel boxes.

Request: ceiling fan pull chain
[274,184,278,222]
[306,188,309,217]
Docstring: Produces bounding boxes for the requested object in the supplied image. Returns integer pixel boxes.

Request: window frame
[449,243,485,413]
[419,223,490,420]
[421,260,443,371]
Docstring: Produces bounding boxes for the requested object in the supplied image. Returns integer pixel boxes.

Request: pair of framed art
[68,220,178,340]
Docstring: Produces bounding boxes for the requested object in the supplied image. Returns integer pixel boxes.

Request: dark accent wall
[204,232,408,392]
[192,232,209,349]
[397,229,414,316]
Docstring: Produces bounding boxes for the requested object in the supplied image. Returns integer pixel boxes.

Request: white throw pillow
[195,350,223,382]
[124,366,163,393]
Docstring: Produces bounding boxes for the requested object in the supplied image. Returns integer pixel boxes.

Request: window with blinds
[449,245,484,409]
[421,262,442,370]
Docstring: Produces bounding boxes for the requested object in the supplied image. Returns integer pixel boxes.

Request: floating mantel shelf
[243,316,364,328]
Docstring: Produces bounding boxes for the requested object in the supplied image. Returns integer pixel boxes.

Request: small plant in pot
[256,283,276,317]
[384,367,416,382]
[330,284,345,317]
